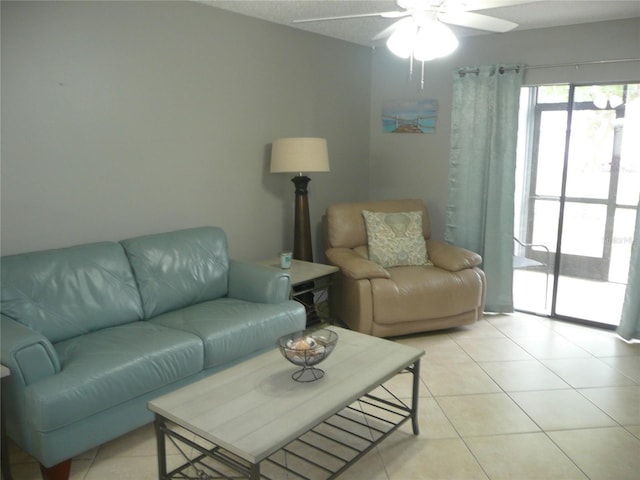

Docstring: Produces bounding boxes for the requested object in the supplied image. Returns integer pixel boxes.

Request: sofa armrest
[326,248,391,280]
[0,314,60,386]
[427,240,482,272]
[228,260,291,304]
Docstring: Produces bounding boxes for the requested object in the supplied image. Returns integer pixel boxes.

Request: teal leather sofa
[0,226,306,479]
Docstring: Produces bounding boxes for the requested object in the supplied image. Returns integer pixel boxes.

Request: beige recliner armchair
[324,199,486,337]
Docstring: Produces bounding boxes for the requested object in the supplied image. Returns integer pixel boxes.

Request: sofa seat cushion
[371,266,485,325]
[150,298,305,369]
[26,322,203,432]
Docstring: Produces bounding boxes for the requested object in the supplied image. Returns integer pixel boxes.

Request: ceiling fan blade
[457,0,540,12]
[381,11,413,18]
[292,10,404,24]
[371,17,414,42]
[438,11,518,32]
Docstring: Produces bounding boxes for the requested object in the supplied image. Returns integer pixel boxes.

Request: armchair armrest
[326,248,391,280]
[427,240,482,272]
[228,260,291,304]
[0,314,60,386]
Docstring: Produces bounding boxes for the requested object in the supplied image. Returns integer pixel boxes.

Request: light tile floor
[8,313,640,479]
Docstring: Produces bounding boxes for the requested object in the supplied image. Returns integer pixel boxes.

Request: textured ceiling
[199,1,640,46]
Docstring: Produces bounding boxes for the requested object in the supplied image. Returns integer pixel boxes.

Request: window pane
[618,88,640,205]
[532,199,559,253]
[535,111,566,197]
[560,202,606,258]
[576,84,624,105]
[566,109,614,199]
[537,85,569,104]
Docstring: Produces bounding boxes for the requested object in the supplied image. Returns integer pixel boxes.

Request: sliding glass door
[514,83,639,327]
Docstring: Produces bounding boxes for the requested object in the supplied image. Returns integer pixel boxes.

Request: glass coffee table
[148,326,424,479]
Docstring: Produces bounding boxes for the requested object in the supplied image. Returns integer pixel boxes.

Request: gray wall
[369,18,640,241]
[3,2,638,259]
[1,1,371,259]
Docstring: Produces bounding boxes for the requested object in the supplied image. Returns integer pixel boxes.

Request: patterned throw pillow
[362,210,430,268]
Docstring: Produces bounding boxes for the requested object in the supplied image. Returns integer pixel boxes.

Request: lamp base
[292,175,313,262]
[291,175,317,324]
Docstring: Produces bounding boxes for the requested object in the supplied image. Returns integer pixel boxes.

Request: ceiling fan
[293,1,527,40]
[294,0,529,88]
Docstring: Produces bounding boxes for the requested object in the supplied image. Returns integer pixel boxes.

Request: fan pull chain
[409,52,414,81]
[406,54,426,90]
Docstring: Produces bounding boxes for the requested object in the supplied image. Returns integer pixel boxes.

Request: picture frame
[382,99,438,133]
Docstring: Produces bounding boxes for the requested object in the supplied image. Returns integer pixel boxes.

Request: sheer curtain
[445,64,524,312]
[618,197,640,341]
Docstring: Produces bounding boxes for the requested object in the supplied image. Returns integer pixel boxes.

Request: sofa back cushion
[326,199,431,250]
[120,227,229,319]
[1,242,144,343]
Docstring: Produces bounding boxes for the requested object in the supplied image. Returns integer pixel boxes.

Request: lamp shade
[270,137,330,174]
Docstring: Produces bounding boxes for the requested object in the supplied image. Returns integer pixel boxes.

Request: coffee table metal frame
[150,328,423,480]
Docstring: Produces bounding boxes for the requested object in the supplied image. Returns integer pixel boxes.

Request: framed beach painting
[382,99,438,133]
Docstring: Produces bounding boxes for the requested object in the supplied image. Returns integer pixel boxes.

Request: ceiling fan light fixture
[386,18,458,61]
[413,20,459,61]
[386,24,417,58]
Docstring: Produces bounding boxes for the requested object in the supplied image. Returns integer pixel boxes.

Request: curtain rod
[457,58,640,77]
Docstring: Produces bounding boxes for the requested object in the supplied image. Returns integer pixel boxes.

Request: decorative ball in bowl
[278,328,338,382]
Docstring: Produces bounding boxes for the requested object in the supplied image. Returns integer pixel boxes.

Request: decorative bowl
[278,328,338,382]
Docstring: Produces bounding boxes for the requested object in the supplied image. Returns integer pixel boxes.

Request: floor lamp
[270,137,330,262]
[271,137,330,323]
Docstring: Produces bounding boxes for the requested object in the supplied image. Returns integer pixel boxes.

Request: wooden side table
[1,364,13,480]
[257,258,338,325]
